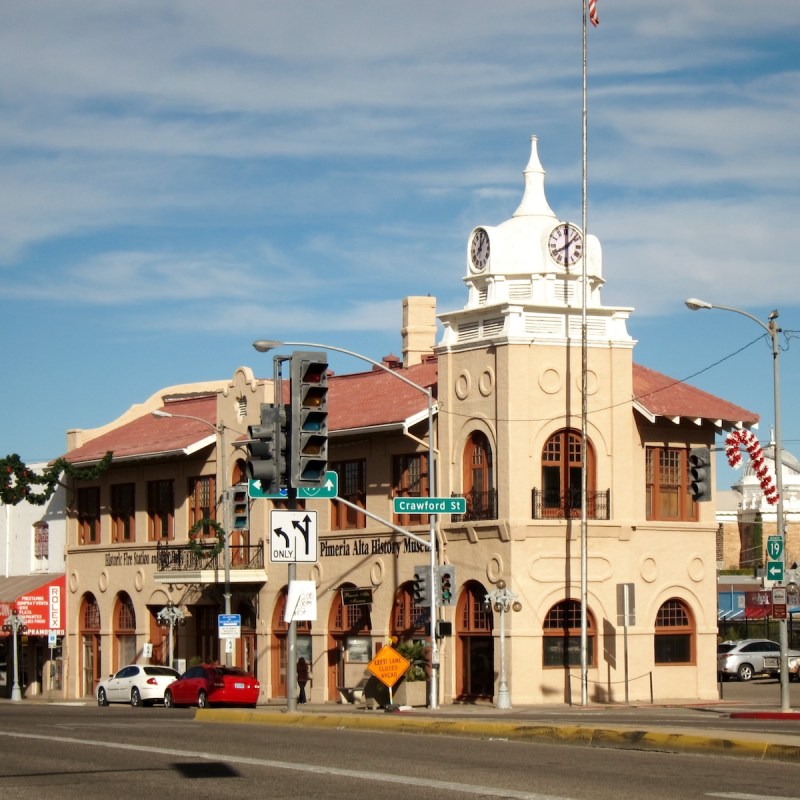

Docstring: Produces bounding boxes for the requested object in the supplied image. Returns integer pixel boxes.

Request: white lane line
[708,793,799,800]
[0,730,579,800]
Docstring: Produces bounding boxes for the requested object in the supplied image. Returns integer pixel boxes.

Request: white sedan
[97,664,180,707]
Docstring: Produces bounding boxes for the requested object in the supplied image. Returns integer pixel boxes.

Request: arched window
[392,582,428,641]
[543,599,596,668]
[538,429,596,518]
[654,598,695,664]
[80,594,101,697]
[460,431,496,520]
[114,592,136,670]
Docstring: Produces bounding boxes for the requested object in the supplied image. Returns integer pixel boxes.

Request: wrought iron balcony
[451,488,498,522]
[154,541,267,584]
[532,488,610,520]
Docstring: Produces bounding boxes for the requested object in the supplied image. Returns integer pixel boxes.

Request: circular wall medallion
[134,568,145,592]
[486,554,503,584]
[688,556,705,583]
[539,368,562,394]
[577,369,599,395]
[639,556,657,583]
[69,571,79,593]
[455,371,471,400]
[98,569,109,593]
[478,368,495,397]
[370,560,385,586]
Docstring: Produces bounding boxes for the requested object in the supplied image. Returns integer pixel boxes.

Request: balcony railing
[155,541,265,573]
[532,488,610,520]
[451,488,498,522]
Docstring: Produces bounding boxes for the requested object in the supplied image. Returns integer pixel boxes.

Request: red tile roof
[328,359,438,432]
[64,395,217,466]
[61,359,756,467]
[633,363,758,427]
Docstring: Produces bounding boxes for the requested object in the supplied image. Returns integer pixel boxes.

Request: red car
[164,664,260,708]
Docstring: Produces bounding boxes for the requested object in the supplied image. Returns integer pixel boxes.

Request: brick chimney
[402,296,437,367]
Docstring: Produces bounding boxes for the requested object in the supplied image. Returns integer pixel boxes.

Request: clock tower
[436,134,637,522]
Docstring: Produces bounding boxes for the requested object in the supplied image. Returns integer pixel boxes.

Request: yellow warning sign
[367,645,411,687]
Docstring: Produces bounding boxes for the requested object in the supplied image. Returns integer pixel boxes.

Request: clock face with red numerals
[548,223,583,269]
[470,228,490,272]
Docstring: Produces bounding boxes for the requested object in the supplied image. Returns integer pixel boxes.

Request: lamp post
[484,580,522,709]
[685,298,790,712]
[2,608,28,701]
[253,338,441,709]
[156,602,186,671]
[152,409,234,667]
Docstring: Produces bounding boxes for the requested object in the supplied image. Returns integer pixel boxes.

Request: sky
[1,1,798,492]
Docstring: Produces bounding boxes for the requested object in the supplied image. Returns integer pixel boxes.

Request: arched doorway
[327,584,372,701]
[80,593,101,697]
[455,581,494,700]
[271,587,311,699]
[236,596,258,676]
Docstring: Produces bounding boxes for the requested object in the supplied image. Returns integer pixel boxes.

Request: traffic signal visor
[689,447,712,502]
[230,485,249,530]
[290,353,329,487]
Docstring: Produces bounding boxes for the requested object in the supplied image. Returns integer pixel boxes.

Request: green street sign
[767,561,784,582]
[392,496,467,515]
[249,471,338,500]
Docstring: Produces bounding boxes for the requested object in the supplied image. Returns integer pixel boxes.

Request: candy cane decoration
[725,430,779,505]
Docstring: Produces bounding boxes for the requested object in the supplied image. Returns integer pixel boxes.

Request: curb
[195,708,800,763]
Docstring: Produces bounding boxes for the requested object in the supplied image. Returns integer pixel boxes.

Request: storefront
[0,574,65,699]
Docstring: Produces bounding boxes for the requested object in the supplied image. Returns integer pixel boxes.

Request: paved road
[2,703,800,800]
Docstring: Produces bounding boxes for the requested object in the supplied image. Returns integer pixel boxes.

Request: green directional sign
[392,496,467,515]
[767,561,784,582]
[249,471,338,500]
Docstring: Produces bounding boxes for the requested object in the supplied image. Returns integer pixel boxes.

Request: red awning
[0,575,65,635]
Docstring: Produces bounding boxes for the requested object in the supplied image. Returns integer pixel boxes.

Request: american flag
[589,0,599,27]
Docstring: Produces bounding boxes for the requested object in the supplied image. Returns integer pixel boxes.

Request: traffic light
[229,484,249,530]
[290,352,329,488]
[246,403,287,495]
[689,446,712,502]
[436,565,457,607]
[412,565,431,607]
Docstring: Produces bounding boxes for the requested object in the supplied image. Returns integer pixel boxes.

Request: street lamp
[2,608,28,701]
[152,409,234,667]
[253,338,441,709]
[156,602,186,671]
[484,580,522,709]
[685,297,790,712]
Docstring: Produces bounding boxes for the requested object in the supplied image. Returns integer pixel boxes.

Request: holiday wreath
[186,518,226,558]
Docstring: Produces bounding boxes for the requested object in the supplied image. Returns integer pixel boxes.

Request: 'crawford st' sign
[392,497,466,515]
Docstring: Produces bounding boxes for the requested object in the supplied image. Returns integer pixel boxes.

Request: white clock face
[548,223,583,269]
[470,228,490,272]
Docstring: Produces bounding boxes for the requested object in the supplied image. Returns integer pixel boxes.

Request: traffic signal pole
[253,339,440,709]
[274,354,299,713]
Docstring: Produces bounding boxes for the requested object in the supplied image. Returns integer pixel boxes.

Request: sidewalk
[195,696,800,763]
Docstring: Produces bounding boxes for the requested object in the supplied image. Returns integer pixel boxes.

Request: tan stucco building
[60,136,759,706]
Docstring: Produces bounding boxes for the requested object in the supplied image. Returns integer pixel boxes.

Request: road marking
[0,730,578,800]
[708,793,799,800]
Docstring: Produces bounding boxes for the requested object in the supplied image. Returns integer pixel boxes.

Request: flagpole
[579,0,590,709]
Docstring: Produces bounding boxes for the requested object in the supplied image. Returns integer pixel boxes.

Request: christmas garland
[725,430,779,505]
[187,518,226,558]
[0,451,113,506]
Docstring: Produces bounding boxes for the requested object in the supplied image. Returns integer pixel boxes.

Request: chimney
[402,296,437,367]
